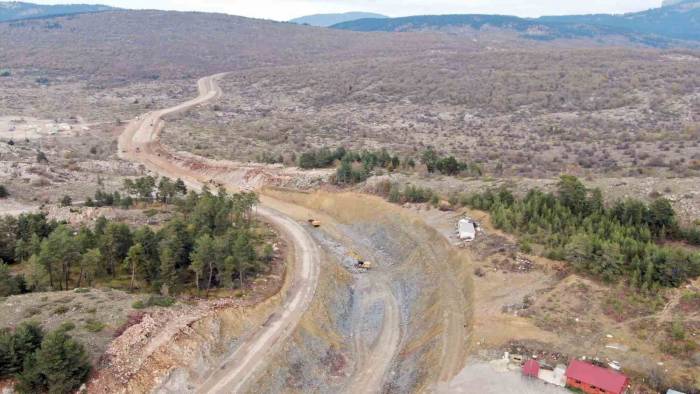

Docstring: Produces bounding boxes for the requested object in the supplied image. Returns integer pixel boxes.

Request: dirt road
[118,74,321,394]
[346,275,401,393]
[118,73,470,393]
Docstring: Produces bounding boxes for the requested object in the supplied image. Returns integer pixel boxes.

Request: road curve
[117,74,321,394]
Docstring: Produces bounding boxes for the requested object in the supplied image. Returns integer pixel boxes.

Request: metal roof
[566,360,628,394]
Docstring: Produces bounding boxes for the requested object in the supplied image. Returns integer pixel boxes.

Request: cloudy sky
[36,0,663,20]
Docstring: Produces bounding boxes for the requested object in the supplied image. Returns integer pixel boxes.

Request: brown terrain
[1,7,699,394]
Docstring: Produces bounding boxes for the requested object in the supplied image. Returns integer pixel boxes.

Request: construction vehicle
[308,219,321,227]
[350,251,372,270]
[356,261,373,269]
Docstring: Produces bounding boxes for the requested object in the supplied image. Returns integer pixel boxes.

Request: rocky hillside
[0,1,114,22]
[0,10,459,81]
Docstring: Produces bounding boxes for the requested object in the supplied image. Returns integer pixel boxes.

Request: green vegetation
[421,147,482,176]
[84,176,185,208]
[0,185,8,198]
[52,306,69,315]
[83,319,105,333]
[0,186,273,295]
[297,146,404,184]
[660,320,698,357]
[464,175,700,288]
[0,262,26,297]
[298,146,482,185]
[0,70,10,77]
[59,196,72,207]
[387,184,436,204]
[2,322,90,393]
[131,300,145,309]
[15,327,90,394]
[144,295,175,307]
[0,321,43,378]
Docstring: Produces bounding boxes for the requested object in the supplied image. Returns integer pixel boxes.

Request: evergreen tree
[158,244,177,294]
[100,222,132,277]
[78,249,101,287]
[0,262,20,297]
[18,329,90,394]
[233,233,257,288]
[37,226,80,290]
[124,243,146,291]
[133,227,160,284]
[0,321,43,378]
[190,234,216,292]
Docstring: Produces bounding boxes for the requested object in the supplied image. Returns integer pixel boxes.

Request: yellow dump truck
[308,219,321,227]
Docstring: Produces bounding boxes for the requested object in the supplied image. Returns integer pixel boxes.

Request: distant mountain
[332,1,700,46]
[0,1,115,22]
[290,12,387,27]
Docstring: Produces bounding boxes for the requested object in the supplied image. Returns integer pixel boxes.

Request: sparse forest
[0,178,275,296]
[465,175,700,288]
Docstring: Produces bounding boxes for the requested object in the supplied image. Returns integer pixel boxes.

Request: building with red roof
[565,360,629,394]
[522,359,540,378]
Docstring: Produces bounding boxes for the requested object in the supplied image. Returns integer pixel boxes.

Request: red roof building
[522,359,540,378]
[565,360,629,394]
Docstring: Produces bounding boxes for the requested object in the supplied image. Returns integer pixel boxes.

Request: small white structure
[458,219,476,241]
[537,364,567,387]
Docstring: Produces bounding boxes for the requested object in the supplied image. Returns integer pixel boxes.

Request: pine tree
[78,249,101,287]
[159,245,177,295]
[124,243,146,291]
[22,329,90,394]
[0,321,43,379]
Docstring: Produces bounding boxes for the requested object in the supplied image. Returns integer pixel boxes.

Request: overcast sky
[34,0,664,21]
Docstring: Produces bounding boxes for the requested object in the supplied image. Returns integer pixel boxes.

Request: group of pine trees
[465,175,700,289]
[297,146,410,185]
[297,146,483,185]
[0,321,90,393]
[421,147,482,177]
[0,186,273,296]
[82,176,187,208]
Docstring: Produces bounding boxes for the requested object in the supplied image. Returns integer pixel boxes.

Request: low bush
[52,306,69,315]
[84,319,105,333]
[131,300,145,309]
[146,295,175,307]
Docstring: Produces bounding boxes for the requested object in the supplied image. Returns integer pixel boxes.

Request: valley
[1,2,699,393]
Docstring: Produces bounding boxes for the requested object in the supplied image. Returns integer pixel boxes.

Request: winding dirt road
[118,74,320,394]
[117,73,468,393]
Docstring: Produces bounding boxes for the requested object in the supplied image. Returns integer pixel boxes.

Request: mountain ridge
[331,1,700,46]
[0,1,116,22]
[289,11,386,27]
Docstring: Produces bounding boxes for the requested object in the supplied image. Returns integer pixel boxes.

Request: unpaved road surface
[346,275,401,393]
[118,73,469,393]
[118,74,321,394]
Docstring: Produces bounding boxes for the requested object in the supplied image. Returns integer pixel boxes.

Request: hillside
[0,1,114,22]
[0,10,459,81]
[289,11,386,27]
[332,1,700,46]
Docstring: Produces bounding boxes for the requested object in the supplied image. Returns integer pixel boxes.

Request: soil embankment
[108,72,475,392]
[256,189,474,392]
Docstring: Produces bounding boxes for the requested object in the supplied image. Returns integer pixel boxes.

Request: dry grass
[0,288,142,363]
